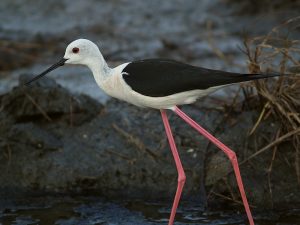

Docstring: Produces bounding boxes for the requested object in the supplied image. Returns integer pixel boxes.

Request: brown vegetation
[225,0,300,14]
[241,17,300,184]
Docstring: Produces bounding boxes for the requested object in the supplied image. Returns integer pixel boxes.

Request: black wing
[122,59,278,97]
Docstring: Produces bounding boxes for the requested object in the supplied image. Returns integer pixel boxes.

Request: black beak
[25,58,68,86]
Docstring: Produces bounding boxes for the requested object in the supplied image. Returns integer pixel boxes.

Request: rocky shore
[0,76,299,212]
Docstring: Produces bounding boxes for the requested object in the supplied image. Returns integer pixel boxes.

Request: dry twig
[112,123,162,161]
[242,17,300,183]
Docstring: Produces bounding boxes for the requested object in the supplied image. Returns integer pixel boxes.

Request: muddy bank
[0,76,299,212]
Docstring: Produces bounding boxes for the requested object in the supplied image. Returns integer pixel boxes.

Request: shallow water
[1,196,299,225]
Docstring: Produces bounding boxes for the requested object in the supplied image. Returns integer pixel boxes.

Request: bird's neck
[87,56,112,85]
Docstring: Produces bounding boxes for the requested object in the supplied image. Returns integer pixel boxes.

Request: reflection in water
[0,197,299,225]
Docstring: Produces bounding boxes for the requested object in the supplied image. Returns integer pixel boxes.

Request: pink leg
[173,106,254,225]
[160,109,186,225]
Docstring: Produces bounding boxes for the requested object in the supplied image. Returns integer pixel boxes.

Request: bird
[25,38,281,225]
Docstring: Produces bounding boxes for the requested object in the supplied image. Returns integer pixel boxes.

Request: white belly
[99,72,221,109]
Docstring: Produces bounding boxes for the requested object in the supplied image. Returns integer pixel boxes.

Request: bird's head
[64,39,101,65]
[25,39,104,85]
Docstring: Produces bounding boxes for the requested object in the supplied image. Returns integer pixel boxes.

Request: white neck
[86,54,112,85]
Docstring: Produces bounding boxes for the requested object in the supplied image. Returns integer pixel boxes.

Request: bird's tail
[230,72,285,84]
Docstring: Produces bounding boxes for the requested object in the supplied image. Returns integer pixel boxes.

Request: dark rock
[0,78,212,205]
[8,123,62,153]
[0,77,299,213]
[0,74,103,125]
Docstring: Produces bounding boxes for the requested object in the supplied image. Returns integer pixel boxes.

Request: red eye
[72,47,79,53]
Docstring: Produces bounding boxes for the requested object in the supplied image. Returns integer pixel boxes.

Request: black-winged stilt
[26,39,281,225]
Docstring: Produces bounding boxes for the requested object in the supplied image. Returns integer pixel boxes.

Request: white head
[64,39,104,66]
[25,39,108,85]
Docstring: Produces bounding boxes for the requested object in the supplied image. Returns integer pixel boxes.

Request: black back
[122,59,277,97]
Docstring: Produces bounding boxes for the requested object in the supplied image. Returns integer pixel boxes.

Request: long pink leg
[173,106,254,225]
[160,109,186,225]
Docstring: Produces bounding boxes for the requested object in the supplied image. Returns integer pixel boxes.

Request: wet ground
[1,196,300,225]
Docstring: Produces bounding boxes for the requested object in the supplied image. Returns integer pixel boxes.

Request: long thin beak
[25,58,68,86]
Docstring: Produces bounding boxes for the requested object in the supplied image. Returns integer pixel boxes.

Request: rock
[0,77,299,212]
[8,123,62,153]
[0,74,103,125]
[0,77,211,205]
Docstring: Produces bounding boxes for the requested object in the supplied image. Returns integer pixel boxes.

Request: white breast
[97,63,221,109]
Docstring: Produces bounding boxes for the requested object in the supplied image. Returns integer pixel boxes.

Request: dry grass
[112,123,163,162]
[0,39,42,71]
[224,0,300,14]
[240,16,300,184]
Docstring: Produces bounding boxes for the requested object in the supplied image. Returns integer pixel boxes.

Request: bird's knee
[178,173,186,184]
[227,150,237,162]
